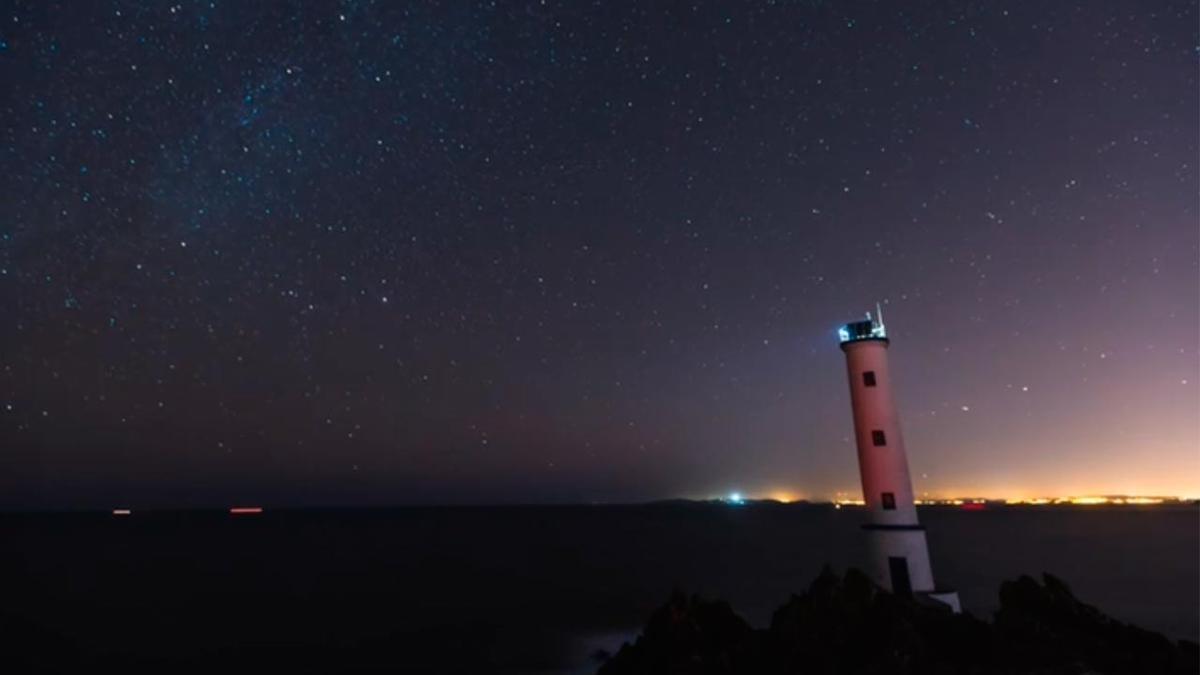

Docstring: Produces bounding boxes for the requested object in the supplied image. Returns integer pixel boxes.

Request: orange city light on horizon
[1003,496,1171,506]
[229,506,264,515]
[829,492,1186,506]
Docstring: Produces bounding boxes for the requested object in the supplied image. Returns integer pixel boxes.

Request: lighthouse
[838,306,960,612]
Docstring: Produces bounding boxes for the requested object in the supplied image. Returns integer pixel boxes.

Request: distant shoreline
[1,499,1196,515]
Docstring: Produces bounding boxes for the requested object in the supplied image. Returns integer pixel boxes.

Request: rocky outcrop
[598,567,1198,675]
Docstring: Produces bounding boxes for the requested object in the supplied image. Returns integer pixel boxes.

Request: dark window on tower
[872,430,887,446]
[882,492,896,510]
[862,371,877,387]
[888,556,912,596]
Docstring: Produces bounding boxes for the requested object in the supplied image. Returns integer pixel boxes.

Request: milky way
[2,1,1196,507]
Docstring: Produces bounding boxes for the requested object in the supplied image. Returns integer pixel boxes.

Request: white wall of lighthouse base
[866,528,936,594]
[923,590,962,613]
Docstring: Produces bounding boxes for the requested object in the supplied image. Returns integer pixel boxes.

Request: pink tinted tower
[838,305,960,612]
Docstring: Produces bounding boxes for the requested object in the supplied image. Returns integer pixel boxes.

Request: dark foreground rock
[598,568,1198,675]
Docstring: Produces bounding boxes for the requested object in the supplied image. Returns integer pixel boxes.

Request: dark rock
[994,573,1196,674]
[599,569,1199,675]
[597,590,762,675]
[769,566,992,675]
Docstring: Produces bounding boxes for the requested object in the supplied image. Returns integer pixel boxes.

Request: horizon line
[1,494,1197,514]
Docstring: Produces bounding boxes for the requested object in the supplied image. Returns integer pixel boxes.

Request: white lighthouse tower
[838,306,960,612]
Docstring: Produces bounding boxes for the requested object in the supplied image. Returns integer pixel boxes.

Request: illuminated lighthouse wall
[839,307,960,612]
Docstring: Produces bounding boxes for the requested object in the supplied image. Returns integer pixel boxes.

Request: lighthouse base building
[839,308,960,613]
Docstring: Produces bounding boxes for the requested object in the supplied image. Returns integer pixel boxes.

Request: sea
[2,503,1196,673]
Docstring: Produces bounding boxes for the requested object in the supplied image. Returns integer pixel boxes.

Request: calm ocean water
[2,503,1196,673]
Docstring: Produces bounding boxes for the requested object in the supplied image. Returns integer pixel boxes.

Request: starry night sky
[2,1,1197,509]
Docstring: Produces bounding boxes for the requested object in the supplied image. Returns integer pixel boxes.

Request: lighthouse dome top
[838,304,888,345]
